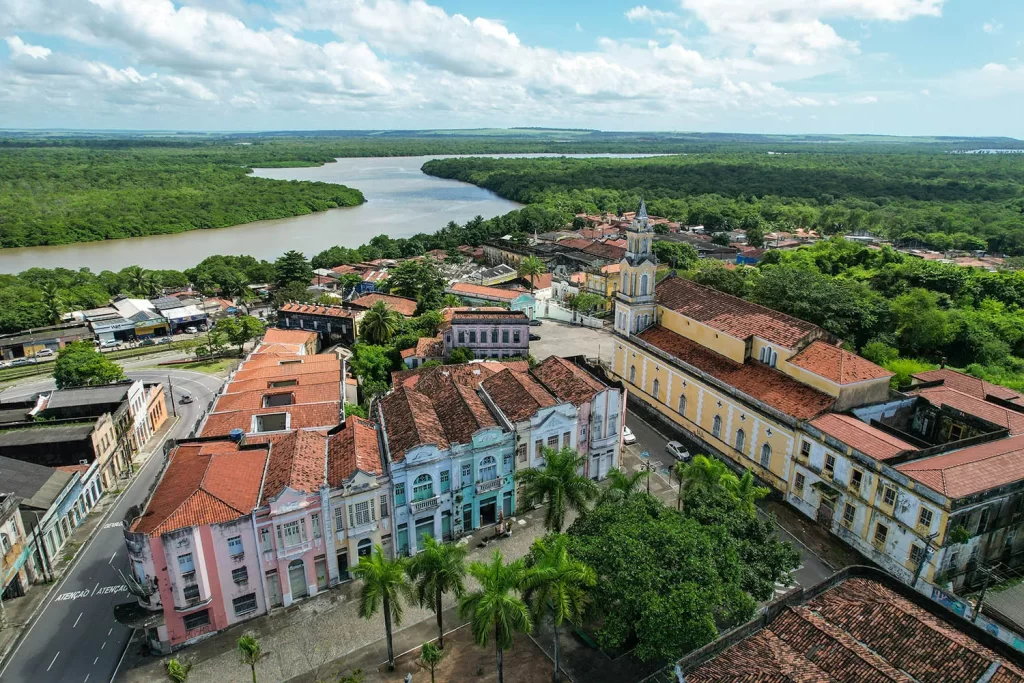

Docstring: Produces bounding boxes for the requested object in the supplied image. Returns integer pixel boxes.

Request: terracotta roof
[600,263,621,274]
[379,386,449,461]
[231,360,340,383]
[569,272,586,284]
[212,383,341,412]
[581,241,626,261]
[278,302,357,318]
[449,282,520,302]
[896,434,1024,498]
[450,310,528,323]
[414,336,444,358]
[518,273,552,290]
[263,328,318,346]
[788,340,892,385]
[350,293,419,317]
[330,264,364,275]
[557,238,594,251]
[254,342,306,355]
[684,576,1024,683]
[531,356,606,407]
[912,368,1023,404]
[224,372,342,395]
[482,369,558,422]
[810,413,916,461]
[400,347,417,359]
[252,429,328,500]
[911,387,1024,436]
[131,440,269,535]
[656,277,820,348]
[391,360,529,390]
[200,403,340,436]
[55,464,90,474]
[327,416,383,486]
[235,353,337,370]
[637,326,834,420]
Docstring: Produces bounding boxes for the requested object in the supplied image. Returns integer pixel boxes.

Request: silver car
[666,441,691,461]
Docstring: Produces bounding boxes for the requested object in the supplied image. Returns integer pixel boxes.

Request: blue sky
[1,0,1023,136]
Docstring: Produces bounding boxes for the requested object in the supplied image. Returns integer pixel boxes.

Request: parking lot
[528,319,615,362]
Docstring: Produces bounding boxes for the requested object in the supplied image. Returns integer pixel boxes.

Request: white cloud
[4,36,51,59]
[983,21,1003,34]
[854,95,878,103]
[626,6,679,23]
[575,22,582,32]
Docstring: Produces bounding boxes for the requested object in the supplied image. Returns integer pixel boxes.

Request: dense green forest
[422,153,1024,254]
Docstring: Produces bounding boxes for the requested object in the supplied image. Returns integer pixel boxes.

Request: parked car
[529,319,543,327]
[34,349,55,358]
[529,333,541,341]
[184,326,198,334]
[10,358,36,367]
[100,339,120,349]
[665,441,691,461]
[180,393,194,404]
[157,337,173,345]
[622,426,637,445]
[140,338,156,347]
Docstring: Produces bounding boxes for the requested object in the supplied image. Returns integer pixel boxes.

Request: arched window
[629,365,636,383]
[712,415,722,438]
[652,379,660,400]
[357,538,372,558]
[640,273,649,296]
[735,429,746,453]
[479,455,497,482]
[678,395,687,415]
[760,443,772,468]
[413,474,434,501]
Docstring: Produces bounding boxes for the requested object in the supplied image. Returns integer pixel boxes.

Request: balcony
[174,587,212,613]
[410,496,440,515]
[276,540,312,560]
[476,477,503,495]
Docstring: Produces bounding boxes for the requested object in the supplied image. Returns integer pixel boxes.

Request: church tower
[614,199,658,337]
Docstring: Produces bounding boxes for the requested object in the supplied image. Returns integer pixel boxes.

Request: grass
[0,341,190,383]
[157,358,236,374]
[61,541,81,564]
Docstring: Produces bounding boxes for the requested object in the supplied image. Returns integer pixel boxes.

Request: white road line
[110,629,136,683]
[108,628,113,636]
[46,652,59,672]
[90,582,100,597]
[94,657,99,665]
[84,674,90,683]
[109,551,117,564]
[74,612,83,628]
[101,642,106,650]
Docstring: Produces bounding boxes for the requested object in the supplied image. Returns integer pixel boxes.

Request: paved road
[0,369,224,683]
[621,412,834,599]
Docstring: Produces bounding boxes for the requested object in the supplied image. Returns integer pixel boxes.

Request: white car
[666,441,691,461]
[622,426,637,445]
[34,349,55,358]
[100,339,120,349]
[184,326,198,334]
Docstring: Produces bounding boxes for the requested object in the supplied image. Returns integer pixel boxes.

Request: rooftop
[0,455,75,511]
[810,413,917,461]
[910,386,1024,436]
[211,383,341,412]
[482,368,558,423]
[391,359,529,389]
[379,386,449,461]
[131,439,269,536]
[912,368,1024,404]
[896,433,1024,498]
[531,356,606,407]
[656,276,820,348]
[278,302,357,318]
[0,422,97,447]
[637,326,834,421]
[788,340,892,385]
[449,282,522,302]
[263,328,319,346]
[42,384,131,409]
[255,429,328,500]
[327,417,383,487]
[450,310,528,323]
[200,402,340,436]
[350,293,419,317]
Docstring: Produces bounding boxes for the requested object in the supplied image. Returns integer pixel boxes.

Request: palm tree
[515,447,598,533]
[728,470,770,515]
[238,286,260,315]
[676,455,738,510]
[418,641,447,683]
[236,632,263,683]
[599,467,650,504]
[441,293,463,308]
[406,536,468,649]
[522,537,595,683]
[142,272,162,297]
[164,657,193,683]
[360,301,403,345]
[124,266,147,295]
[40,282,63,325]
[352,545,414,671]
[517,255,546,292]
[458,551,533,683]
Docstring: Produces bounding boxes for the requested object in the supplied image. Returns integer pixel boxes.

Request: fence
[536,300,604,328]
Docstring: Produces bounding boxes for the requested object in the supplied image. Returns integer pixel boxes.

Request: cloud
[575,22,582,32]
[4,36,51,59]
[854,95,878,103]
[626,6,680,23]
[983,21,1003,34]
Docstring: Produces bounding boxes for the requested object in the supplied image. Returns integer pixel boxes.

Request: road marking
[54,584,128,601]
[84,675,90,683]
[46,652,59,672]
[109,551,117,564]
[94,657,99,665]
[90,582,100,597]
[108,628,113,636]
[101,642,106,650]
[102,522,122,530]
[74,612,82,628]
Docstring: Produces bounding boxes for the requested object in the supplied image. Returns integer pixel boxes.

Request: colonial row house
[611,200,1024,635]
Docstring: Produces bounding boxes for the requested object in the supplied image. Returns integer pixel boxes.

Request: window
[824,454,836,475]
[350,500,375,527]
[260,528,272,552]
[979,507,992,534]
[491,328,498,343]
[183,610,210,631]
[380,495,389,518]
[280,520,306,547]
[469,330,477,343]
[479,456,497,482]
[233,593,258,617]
[593,416,603,440]
[183,583,200,602]
[395,483,406,506]
[269,379,297,388]
[874,523,889,546]
[652,379,660,399]
[909,544,926,568]
[232,566,248,585]
[639,273,649,296]
[608,414,618,434]
[629,365,636,383]
[735,429,746,453]
[850,469,863,492]
[760,444,772,468]
[918,507,933,528]
[562,431,571,449]
[502,329,509,343]
[513,330,521,344]
[882,486,896,507]
[178,553,195,574]
[503,452,512,472]
[678,395,686,415]
[712,415,722,438]
[535,440,543,459]
[413,474,434,501]
[263,392,294,408]
[227,536,244,557]
[547,435,559,450]
[843,503,856,527]
[461,462,472,481]
[517,444,527,463]
[278,359,302,365]
[800,441,811,458]
[311,513,321,539]
[254,413,288,433]
[794,473,805,492]
[458,331,465,344]
[949,423,965,440]
[440,469,451,493]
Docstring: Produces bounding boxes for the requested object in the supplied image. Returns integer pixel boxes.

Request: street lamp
[638,459,657,495]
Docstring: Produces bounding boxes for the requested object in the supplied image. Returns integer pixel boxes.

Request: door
[817,498,835,527]
[288,560,308,600]
[441,511,452,541]
[463,507,473,532]
[415,518,434,550]
[480,498,497,526]
[357,538,372,560]
[314,556,328,591]
[503,492,513,518]
[396,524,409,557]
[266,571,282,608]
[337,551,350,581]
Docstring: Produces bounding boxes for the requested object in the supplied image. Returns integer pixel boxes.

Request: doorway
[337,551,349,581]
[266,570,282,608]
[479,497,497,526]
[288,560,308,600]
[357,538,372,560]
[314,556,328,591]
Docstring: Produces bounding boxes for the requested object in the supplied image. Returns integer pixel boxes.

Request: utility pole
[973,564,994,624]
[911,532,939,588]
[168,374,177,418]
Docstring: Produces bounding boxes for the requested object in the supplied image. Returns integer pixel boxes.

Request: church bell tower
[613,199,657,337]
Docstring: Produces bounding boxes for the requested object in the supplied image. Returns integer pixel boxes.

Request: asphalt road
[621,411,834,600]
[0,369,224,683]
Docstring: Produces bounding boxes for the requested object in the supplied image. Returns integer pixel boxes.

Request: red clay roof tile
[912,368,1023,404]
[896,433,1024,498]
[449,282,520,301]
[350,293,419,317]
[263,329,319,346]
[788,340,892,384]
[910,387,1024,436]
[254,429,328,500]
[327,417,382,486]
[810,413,916,461]
[531,356,606,407]
[379,386,449,462]
[482,369,558,422]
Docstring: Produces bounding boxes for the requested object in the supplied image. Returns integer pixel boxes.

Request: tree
[518,255,547,292]
[53,342,126,389]
[385,258,447,308]
[417,641,447,683]
[237,632,264,683]
[344,402,368,419]
[407,537,468,648]
[677,455,738,506]
[352,546,414,671]
[40,282,63,325]
[216,316,265,356]
[515,447,599,533]
[600,467,650,503]
[523,536,595,683]
[360,301,403,345]
[413,310,445,337]
[164,657,193,683]
[568,292,605,315]
[446,347,475,364]
[274,250,313,287]
[458,551,533,683]
[744,221,766,248]
[272,281,315,307]
[206,327,228,356]
[711,232,731,246]
[891,288,950,357]
[237,286,260,315]
[729,470,770,515]
[123,266,147,295]
[441,294,463,308]
[350,344,393,384]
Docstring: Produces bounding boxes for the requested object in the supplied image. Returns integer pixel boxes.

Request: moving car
[622,426,636,445]
[100,339,120,349]
[529,333,541,341]
[665,441,691,461]
[180,393,194,404]
[34,349,55,358]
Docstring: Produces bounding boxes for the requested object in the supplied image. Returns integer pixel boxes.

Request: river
[0,153,661,274]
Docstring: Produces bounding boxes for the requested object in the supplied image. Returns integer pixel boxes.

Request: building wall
[206,518,266,629]
[455,428,516,536]
[445,320,530,359]
[390,445,456,557]
[329,476,391,580]
[255,490,330,609]
[585,387,623,480]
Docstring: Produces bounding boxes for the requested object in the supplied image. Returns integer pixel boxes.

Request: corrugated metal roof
[0,456,75,510]
[0,423,96,446]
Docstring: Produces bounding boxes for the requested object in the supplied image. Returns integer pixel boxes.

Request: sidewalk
[0,417,177,665]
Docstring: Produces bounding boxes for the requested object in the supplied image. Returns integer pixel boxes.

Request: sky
[1,0,1023,137]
